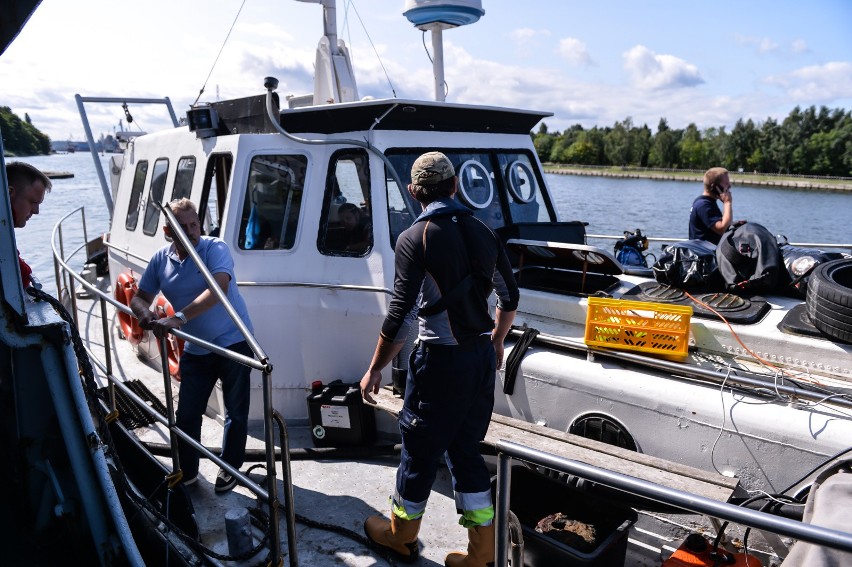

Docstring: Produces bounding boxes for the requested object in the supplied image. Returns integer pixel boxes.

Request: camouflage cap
[411,152,455,186]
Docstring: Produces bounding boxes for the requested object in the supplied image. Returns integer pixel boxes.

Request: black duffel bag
[652,239,722,290]
[716,222,782,294]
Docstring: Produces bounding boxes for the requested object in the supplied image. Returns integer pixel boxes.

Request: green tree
[678,123,704,169]
[604,117,633,166]
[648,118,679,168]
[0,107,51,156]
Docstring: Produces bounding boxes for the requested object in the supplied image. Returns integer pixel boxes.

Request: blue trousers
[175,341,252,479]
[395,335,496,517]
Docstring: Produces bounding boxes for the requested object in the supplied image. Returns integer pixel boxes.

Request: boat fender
[503,327,539,395]
[115,272,144,344]
[154,295,184,379]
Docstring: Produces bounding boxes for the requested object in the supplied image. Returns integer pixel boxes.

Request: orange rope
[683,290,823,386]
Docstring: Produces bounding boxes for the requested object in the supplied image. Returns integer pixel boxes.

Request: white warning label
[320,404,352,429]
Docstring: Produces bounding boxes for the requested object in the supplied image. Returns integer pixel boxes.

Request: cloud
[557,38,592,67]
[736,35,779,54]
[737,35,811,57]
[622,45,704,90]
[791,39,808,54]
[508,27,551,58]
[765,61,852,100]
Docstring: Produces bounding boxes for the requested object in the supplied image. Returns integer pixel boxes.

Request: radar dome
[403,0,484,29]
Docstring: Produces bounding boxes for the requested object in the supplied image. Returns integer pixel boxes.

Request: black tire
[806,259,852,343]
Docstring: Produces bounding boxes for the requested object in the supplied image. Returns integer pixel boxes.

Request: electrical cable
[683,289,827,387]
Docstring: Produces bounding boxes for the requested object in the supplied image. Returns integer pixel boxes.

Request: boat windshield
[384,149,555,246]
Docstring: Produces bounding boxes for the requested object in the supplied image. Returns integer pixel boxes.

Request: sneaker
[214,469,238,493]
[182,474,198,486]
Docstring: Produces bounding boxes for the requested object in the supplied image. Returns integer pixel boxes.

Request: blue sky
[1,0,850,141]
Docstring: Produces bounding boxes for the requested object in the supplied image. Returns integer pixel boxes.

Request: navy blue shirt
[689,195,723,244]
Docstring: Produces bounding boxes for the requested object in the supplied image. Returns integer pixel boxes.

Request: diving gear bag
[716,222,782,294]
[652,239,721,290]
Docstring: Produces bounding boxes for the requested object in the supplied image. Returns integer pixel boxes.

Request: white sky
[1,0,851,141]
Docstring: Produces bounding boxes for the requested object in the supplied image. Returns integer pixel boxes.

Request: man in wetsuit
[359,152,519,566]
[688,166,734,245]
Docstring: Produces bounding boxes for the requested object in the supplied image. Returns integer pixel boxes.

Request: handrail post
[99,295,117,413]
[272,409,298,566]
[495,452,511,567]
[158,336,181,473]
[262,370,283,565]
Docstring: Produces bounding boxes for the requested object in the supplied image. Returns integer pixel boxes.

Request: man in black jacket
[360,152,519,566]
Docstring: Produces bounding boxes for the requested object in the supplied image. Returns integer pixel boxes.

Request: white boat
[7,0,852,565]
[77,0,852,495]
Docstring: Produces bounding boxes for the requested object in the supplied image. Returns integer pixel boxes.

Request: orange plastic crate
[584,297,693,360]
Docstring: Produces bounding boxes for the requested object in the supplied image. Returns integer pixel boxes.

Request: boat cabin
[106,93,577,421]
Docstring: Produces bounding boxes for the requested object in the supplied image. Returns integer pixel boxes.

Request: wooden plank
[369,387,738,503]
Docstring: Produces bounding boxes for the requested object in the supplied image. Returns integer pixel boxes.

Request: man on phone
[688,167,734,245]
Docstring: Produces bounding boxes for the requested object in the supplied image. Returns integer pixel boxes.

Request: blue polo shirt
[138,236,254,355]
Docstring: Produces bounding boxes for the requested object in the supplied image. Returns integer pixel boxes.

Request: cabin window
[199,153,233,237]
[495,152,553,224]
[124,160,148,231]
[238,154,307,250]
[170,156,196,201]
[384,149,555,246]
[318,150,373,256]
[142,158,169,236]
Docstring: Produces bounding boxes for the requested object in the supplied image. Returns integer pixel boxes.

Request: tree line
[533,105,852,177]
[0,107,51,156]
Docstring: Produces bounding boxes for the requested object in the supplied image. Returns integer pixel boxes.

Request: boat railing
[51,206,296,567]
[75,94,179,217]
[494,439,852,567]
[587,232,852,250]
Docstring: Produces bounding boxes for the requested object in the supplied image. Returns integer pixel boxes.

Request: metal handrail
[52,208,295,567]
[587,233,852,249]
[494,439,852,567]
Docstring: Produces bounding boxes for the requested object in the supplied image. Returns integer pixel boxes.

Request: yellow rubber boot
[445,523,495,567]
[364,512,422,563]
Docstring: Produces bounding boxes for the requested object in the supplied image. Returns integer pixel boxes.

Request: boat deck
[71,282,773,566]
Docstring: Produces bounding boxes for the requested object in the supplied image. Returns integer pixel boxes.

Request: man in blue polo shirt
[130,198,254,493]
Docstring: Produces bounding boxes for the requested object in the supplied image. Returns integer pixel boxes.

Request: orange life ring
[154,295,185,380]
[114,272,143,345]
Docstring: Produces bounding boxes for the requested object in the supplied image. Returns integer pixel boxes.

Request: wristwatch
[174,311,188,324]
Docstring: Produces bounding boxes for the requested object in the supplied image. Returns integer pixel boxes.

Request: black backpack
[716,222,782,294]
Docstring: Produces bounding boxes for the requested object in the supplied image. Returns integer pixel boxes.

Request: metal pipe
[431,27,445,102]
[46,340,145,565]
[49,227,266,371]
[272,409,299,566]
[158,336,181,473]
[495,440,852,561]
[261,371,283,566]
[75,94,113,214]
[86,354,274,503]
[495,453,511,567]
[587,233,852,249]
[99,294,116,413]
